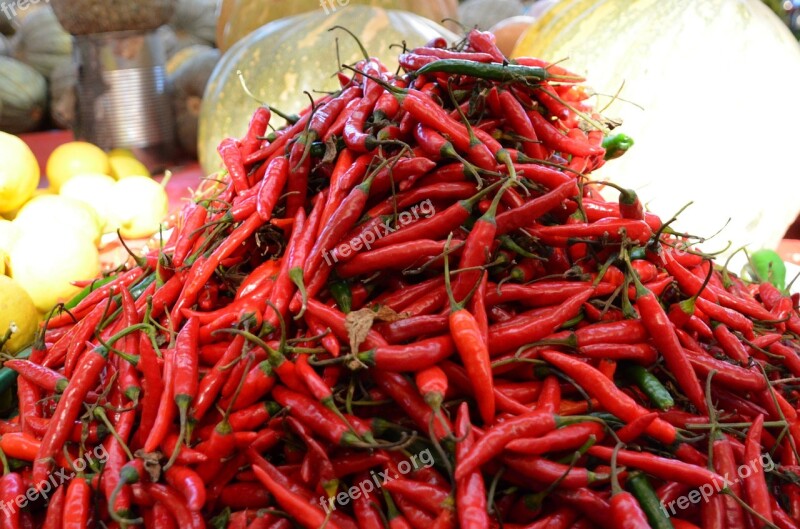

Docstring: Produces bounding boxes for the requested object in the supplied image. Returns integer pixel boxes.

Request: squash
[459,0,524,31]
[166,43,211,75]
[489,16,536,57]
[216,0,457,52]
[50,0,176,35]
[48,57,77,129]
[170,0,219,46]
[200,6,457,173]
[169,45,220,156]
[513,0,800,254]
[157,23,208,60]
[11,6,72,77]
[0,57,46,133]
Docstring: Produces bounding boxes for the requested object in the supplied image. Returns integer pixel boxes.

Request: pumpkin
[50,0,176,35]
[11,6,72,77]
[169,45,220,156]
[166,43,211,75]
[200,6,457,173]
[0,57,46,133]
[216,0,457,52]
[513,0,800,254]
[49,57,77,129]
[170,0,219,46]
[157,23,209,60]
[488,16,536,57]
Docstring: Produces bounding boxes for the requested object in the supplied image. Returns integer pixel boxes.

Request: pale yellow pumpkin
[216,0,457,52]
[199,6,457,173]
[513,0,800,254]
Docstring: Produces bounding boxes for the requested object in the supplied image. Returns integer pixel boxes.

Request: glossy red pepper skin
[609,490,651,529]
[743,414,774,526]
[62,478,91,529]
[0,473,24,529]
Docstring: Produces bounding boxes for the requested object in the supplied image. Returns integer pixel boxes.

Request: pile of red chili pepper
[2,28,800,529]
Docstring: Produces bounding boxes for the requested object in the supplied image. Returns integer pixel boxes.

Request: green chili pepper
[602,133,635,160]
[415,60,551,84]
[330,281,353,314]
[747,249,786,291]
[627,471,675,529]
[623,364,674,411]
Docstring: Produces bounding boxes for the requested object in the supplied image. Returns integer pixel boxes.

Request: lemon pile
[0,133,170,349]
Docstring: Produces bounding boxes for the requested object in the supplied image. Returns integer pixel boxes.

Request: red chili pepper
[588,446,724,488]
[62,477,91,529]
[488,288,594,355]
[192,334,245,421]
[466,29,505,62]
[336,240,456,278]
[241,106,270,158]
[743,414,774,526]
[140,483,200,529]
[255,155,289,221]
[218,137,250,195]
[506,421,605,454]
[712,433,746,529]
[527,110,604,157]
[252,462,342,529]
[42,483,65,529]
[34,339,112,486]
[373,369,452,439]
[164,465,206,512]
[143,345,176,453]
[630,274,708,415]
[541,351,676,444]
[306,299,387,350]
[357,335,455,372]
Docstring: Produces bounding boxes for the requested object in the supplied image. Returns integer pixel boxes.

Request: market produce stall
[2,1,800,528]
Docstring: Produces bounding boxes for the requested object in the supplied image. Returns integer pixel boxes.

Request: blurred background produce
[512,0,800,259]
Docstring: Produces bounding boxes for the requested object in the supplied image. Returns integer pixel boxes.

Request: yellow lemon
[0,275,40,354]
[0,219,17,252]
[8,229,100,312]
[110,176,168,239]
[0,249,7,276]
[46,141,110,191]
[0,132,40,215]
[109,153,150,179]
[59,173,120,233]
[1,188,56,221]
[13,194,102,245]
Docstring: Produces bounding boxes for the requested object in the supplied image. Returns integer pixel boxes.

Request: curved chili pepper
[356,335,455,372]
[34,341,111,486]
[164,465,206,512]
[542,351,676,444]
[42,483,65,529]
[63,477,91,529]
[488,288,594,355]
[630,273,708,415]
[589,446,724,488]
[742,414,774,526]
[506,421,605,455]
